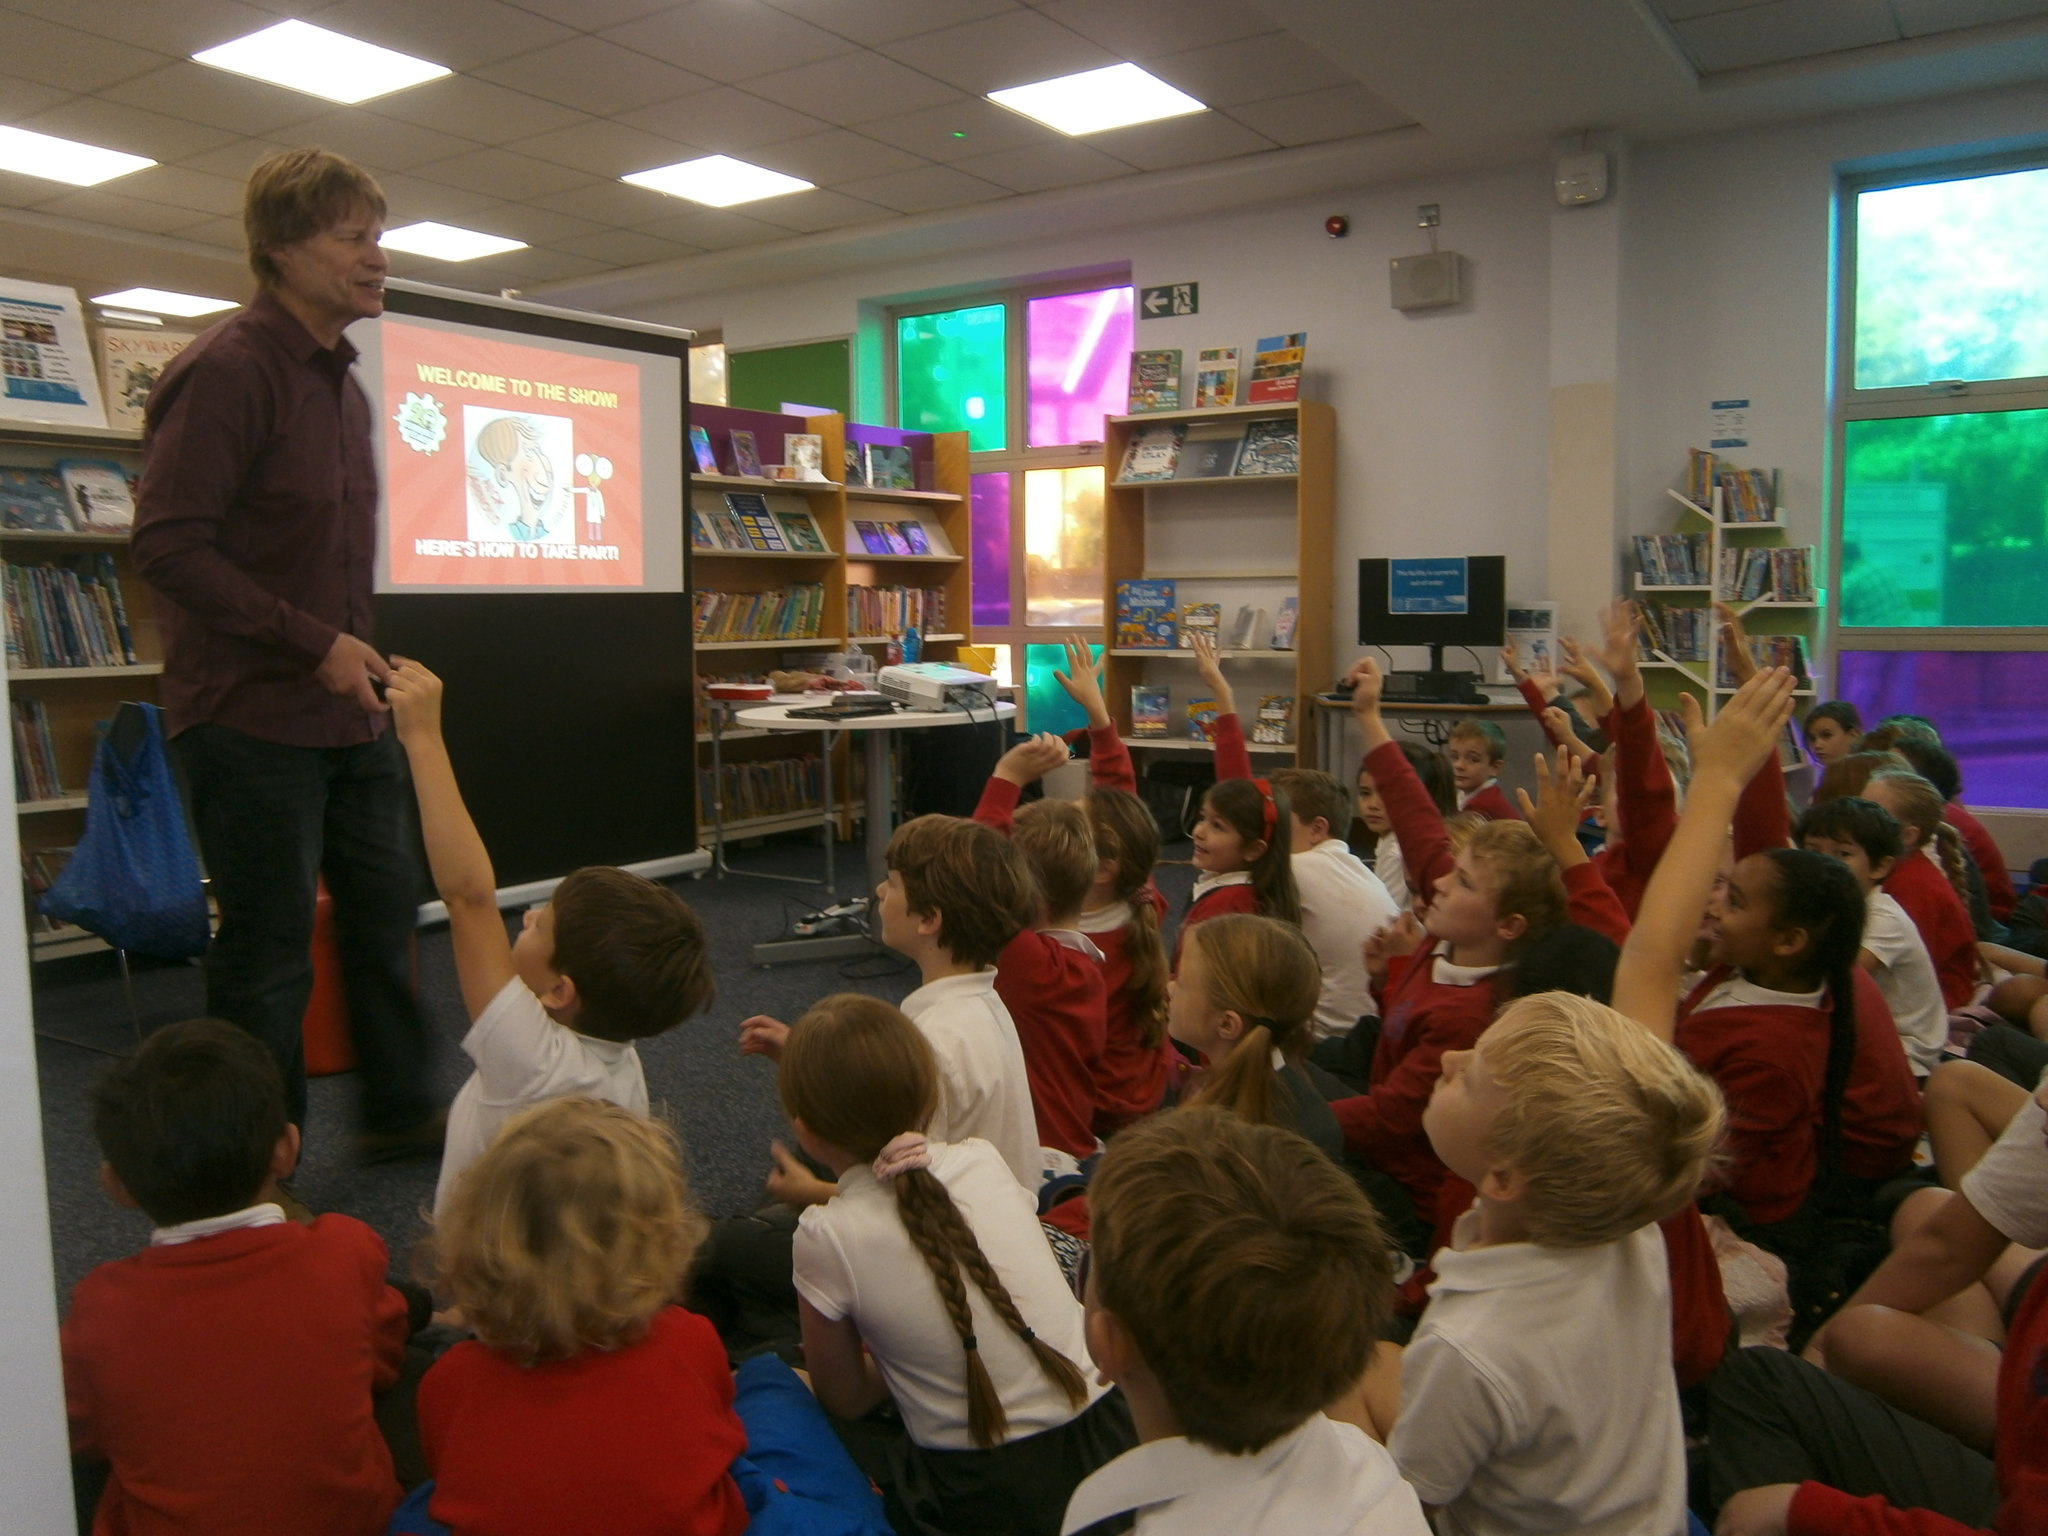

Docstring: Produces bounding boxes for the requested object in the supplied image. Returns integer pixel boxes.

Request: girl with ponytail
[780,994,1133,1536]
[1864,768,1983,1009]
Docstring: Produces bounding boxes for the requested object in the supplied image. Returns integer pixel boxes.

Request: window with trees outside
[892,279,1133,730]
[1835,159,2048,808]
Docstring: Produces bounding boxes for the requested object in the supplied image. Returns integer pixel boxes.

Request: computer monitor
[1356,555,1507,671]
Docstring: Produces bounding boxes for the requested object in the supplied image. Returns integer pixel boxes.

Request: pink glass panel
[970,472,1011,629]
[1835,650,2048,810]
[1026,286,1134,448]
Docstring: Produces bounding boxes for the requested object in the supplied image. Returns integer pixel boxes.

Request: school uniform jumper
[1883,848,1980,1011]
[1587,695,1680,920]
[1172,712,1262,966]
[1457,780,1519,822]
[1839,966,1922,1185]
[1946,800,2016,923]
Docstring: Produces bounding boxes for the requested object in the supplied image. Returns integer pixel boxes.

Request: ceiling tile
[167,214,249,248]
[757,0,1023,48]
[16,97,240,164]
[31,187,209,236]
[0,0,280,58]
[1647,0,1780,17]
[616,88,829,153]
[360,76,590,145]
[113,165,252,217]
[1033,0,1276,59]
[369,170,506,221]
[411,147,600,201]
[880,10,1116,94]
[1225,84,1415,147]
[1673,0,1898,71]
[858,97,1063,161]
[0,12,169,93]
[835,162,1008,213]
[526,179,678,226]
[1890,0,2048,36]
[600,1,859,81]
[441,200,609,245]
[484,247,620,282]
[508,119,702,178]
[176,136,293,178]
[302,0,578,71]
[740,53,966,125]
[0,168,65,210]
[474,36,716,114]
[950,139,1130,192]
[737,186,892,232]
[635,204,808,248]
[104,63,331,137]
[737,127,928,183]
[1083,112,1278,171]
[498,0,674,27]
[274,110,482,172]
[0,72,76,121]
[1146,31,1357,108]
[554,228,703,266]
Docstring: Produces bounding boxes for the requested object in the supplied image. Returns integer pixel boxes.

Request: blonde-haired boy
[1388,989,1724,1536]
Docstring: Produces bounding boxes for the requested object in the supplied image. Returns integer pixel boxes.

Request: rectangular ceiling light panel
[381,221,528,261]
[621,154,813,207]
[92,287,238,317]
[987,63,1205,137]
[0,125,154,186]
[193,20,451,104]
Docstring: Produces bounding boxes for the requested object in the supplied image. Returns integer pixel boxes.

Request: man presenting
[133,147,440,1157]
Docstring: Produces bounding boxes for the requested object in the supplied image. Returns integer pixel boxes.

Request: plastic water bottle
[902,626,922,663]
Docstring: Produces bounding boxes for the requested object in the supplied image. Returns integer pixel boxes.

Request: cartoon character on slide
[474,415,560,542]
[573,453,612,543]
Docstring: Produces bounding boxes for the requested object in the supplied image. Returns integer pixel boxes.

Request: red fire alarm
[1325,214,1350,238]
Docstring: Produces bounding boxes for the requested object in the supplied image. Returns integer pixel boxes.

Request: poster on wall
[1500,601,1558,684]
[0,281,107,429]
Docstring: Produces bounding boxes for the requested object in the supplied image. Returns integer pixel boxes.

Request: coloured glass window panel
[970,472,1012,629]
[1025,643,1091,738]
[1026,286,1134,447]
[1834,650,2048,810]
[1023,466,1104,627]
[897,303,1006,452]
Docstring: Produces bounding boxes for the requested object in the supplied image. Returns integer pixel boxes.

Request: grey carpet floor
[36,831,1198,1306]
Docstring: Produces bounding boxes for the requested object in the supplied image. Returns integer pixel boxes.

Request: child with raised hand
[1051,637,1175,1135]
[1176,631,1300,954]
[971,729,1112,1170]
[1064,1107,1427,1536]
[385,659,715,1217]
[1798,796,1949,1076]
[781,994,1133,1536]
[1571,598,1683,918]
[1864,768,1982,1009]
[1172,913,1344,1161]
[63,1020,412,1536]
[1445,718,1518,821]
[1272,766,1399,1061]
[1358,741,1458,912]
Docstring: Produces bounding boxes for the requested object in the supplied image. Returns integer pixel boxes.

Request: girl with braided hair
[781,994,1134,1536]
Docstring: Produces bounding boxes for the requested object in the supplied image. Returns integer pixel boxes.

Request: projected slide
[378,317,644,587]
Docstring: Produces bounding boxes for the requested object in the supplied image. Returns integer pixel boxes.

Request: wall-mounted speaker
[1389,251,1464,311]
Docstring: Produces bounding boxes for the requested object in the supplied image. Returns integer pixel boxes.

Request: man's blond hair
[243,147,386,287]
[1481,991,1725,1247]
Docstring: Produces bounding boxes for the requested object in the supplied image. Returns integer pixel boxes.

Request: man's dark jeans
[176,722,436,1136]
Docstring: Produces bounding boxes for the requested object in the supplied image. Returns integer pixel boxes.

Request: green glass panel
[729,339,849,416]
[1855,167,2048,389]
[897,303,1007,452]
[1841,407,2048,627]
[1025,643,1091,737]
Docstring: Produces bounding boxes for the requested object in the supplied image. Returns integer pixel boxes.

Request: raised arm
[1346,656,1454,895]
[1503,640,1564,747]
[972,733,1071,832]
[385,659,513,1021]
[1594,599,1679,879]
[1718,605,1792,856]
[1613,669,1797,1041]
[1053,634,1137,794]
[1557,635,1617,724]
[1518,749,1630,943]
[1192,630,1252,781]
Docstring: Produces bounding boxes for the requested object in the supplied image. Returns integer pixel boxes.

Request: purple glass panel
[1026,286,1134,448]
[1835,650,2048,810]
[970,472,1012,629]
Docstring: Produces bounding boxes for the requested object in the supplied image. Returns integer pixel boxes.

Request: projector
[878,662,998,711]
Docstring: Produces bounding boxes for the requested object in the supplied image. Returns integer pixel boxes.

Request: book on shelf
[1185,697,1219,743]
[1251,694,1295,746]
[2,552,137,668]
[12,695,60,801]
[1193,346,1239,408]
[1233,418,1298,476]
[0,466,73,531]
[698,753,827,823]
[1717,634,1809,688]
[1714,466,1779,523]
[863,443,915,490]
[1175,420,1243,479]
[897,520,931,555]
[1119,422,1186,482]
[1131,685,1170,737]
[1246,333,1304,404]
[98,328,194,432]
[727,430,763,478]
[1269,595,1299,651]
[783,433,825,481]
[1685,448,1716,508]
[689,425,719,474]
[57,460,134,531]
[847,584,946,636]
[852,520,894,555]
[1114,579,1178,649]
[880,522,914,556]
[1128,349,1181,413]
[774,508,828,553]
[722,492,787,551]
[1716,546,1814,603]
[1178,602,1221,651]
[692,583,825,643]
[1636,601,1709,662]
[689,509,716,549]
[841,442,866,486]
[1633,531,1710,587]
[1225,604,1266,650]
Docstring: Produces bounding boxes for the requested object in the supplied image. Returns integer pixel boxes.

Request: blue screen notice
[1388,557,1469,615]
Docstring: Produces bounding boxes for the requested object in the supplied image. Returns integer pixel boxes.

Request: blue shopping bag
[41,701,209,960]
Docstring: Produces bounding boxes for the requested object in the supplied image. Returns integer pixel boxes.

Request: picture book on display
[1175,421,1243,479]
[1128,349,1181,412]
[784,433,825,481]
[853,520,894,555]
[689,425,720,474]
[864,443,915,490]
[842,442,866,485]
[0,467,73,532]
[1186,697,1220,743]
[1234,419,1299,476]
[898,520,931,554]
[722,491,786,551]
[1270,595,1299,650]
[1178,602,1221,651]
[774,509,828,553]
[1193,346,1238,408]
[1119,422,1186,482]
[57,460,134,530]
[1131,685,1170,736]
[1252,695,1295,746]
[690,509,716,549]
[1226,604,1266,650]
[98,328,194,431]
[728,429,763,478]
[1247,333,1305,404]
[1115,579,1178,649]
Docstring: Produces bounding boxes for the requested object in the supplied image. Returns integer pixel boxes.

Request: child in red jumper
[1445,717,1520,821]
[1174,633,1300,962]
[1866,769,1983,1009]
[972,731,1111,1170]
[62,1020,410,1536]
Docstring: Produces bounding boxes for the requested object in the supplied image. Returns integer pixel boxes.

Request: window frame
[1830,153,2048,658]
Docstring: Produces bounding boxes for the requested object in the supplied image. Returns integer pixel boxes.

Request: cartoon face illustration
[476,415,557,520]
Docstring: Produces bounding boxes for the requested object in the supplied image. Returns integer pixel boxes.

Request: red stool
[301,879,355,1076]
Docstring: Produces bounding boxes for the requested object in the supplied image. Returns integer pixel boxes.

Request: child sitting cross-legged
[782,994,1134,1536]
[1062,1106,1427,1536]
[62,1019,412,1536]
[385,661,715,1217]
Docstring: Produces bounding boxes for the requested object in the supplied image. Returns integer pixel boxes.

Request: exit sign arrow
[1139,282,1197,317]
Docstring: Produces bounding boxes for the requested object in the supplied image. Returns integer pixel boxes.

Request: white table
[735,696,1015,962]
